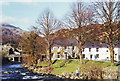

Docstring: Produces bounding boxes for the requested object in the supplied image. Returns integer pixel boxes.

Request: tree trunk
[109,44,115,66]
[49,46,52,64]
[79,48,83,64]
[46,46,52,66]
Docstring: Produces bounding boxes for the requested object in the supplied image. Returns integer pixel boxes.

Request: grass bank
[23,59,119,79]
[36,59,120,75]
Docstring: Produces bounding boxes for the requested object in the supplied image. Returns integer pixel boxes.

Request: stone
[4,71,10,74]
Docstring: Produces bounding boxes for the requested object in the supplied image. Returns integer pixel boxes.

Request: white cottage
[51,43,120,62]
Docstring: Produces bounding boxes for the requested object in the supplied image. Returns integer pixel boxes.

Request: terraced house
[51,40,120,62]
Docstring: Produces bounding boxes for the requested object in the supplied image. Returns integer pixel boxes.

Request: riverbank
[2,62,93,81]
[2,62,63,80]
[22,59,120,80]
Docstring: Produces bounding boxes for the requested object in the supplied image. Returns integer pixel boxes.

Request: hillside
[1,23,24,36]
[0,23,25,45]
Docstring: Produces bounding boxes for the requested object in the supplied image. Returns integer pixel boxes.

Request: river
[1,62,81,81]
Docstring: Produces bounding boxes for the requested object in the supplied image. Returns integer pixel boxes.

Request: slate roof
[53,39,120,48]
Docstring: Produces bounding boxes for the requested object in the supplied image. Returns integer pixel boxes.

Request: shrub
[80,62,104,80]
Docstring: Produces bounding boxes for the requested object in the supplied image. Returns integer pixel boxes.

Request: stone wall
[103,68,120,79]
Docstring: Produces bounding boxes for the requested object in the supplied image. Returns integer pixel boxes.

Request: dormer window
[96,48,99,52]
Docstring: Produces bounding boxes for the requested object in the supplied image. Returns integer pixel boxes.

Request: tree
[19,32,45,65]
[64,2,96,28]
[64,2,96,63]
[93,0,120,65]
[2,35,20,48]
[34,9,62,65]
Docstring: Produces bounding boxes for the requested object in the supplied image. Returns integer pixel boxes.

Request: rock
[70,76,74,79]
[21,73,26,75]
[4,71,10,74]
[74,76,78,79]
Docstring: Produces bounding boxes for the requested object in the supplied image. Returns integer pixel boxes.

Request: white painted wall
[51,46,120,61]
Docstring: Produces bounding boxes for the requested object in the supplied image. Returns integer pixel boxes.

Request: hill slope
[1,23,24,36]
[0,23,25,45]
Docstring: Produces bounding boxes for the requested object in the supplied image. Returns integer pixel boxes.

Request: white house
[2,44,21,55]
[51,43,120,62]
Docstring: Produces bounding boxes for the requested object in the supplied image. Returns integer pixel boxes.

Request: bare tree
[34,9,62,65]
[64,2,96,28]
[93,0,120,65]
[64,2,96,63]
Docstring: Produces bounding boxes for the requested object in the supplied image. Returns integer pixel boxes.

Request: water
[1,62,61,81]
[1,62,85,81]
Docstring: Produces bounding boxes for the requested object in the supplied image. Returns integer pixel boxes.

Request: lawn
[52,59,80,74]
[37,59,120,75]
[52,59,120,75]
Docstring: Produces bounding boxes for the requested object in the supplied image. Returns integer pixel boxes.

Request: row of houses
[51,46,120,61]
[51,40,120,61]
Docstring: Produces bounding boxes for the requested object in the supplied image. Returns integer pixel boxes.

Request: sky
[1,0,116,31]
[0,0,93,31]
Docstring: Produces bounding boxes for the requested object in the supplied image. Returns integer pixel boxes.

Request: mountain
[2,23,21,29]
[1,23,25,45]
[1,23,24,36]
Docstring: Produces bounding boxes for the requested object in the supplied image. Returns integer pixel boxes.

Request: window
[95,54,99,58]
[41,55,46,61]
[65,46,67,49]
[57,52,60,58]
[82,54,85,58]
[106,50,108,52]
[90,55,92,59]
[64,52,67,59]
[89,48,91,52]
[72,53,75,57]
[64,52,67,54]
[72,46,74,50]
[96,48,99,52]
[57,54,60,58]
[115,54,117,60]
[82,48,85,52]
